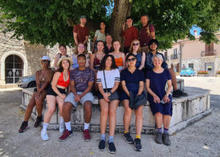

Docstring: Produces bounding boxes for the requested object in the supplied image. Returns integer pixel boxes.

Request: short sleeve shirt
[139,24,155,47]
[122,26,138,47]
[73,24,89,43]
[121,69,145,93]
[146,69,171,99]
[96,69,120,89]
[95,30,106,42]
[70,67,94,92]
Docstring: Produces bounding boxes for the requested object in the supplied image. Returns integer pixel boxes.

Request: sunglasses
[42,60,49,62]
[133,43,139,46]
[127,58,136,62]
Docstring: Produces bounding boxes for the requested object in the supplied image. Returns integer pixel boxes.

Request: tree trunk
[110,0,132,44]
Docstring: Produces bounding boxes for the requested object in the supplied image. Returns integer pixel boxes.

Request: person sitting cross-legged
[59,54,95,141]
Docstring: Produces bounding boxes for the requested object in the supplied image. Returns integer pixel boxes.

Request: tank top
[115,57,124,71]
[94,54,103,70]
[57,72,70,88]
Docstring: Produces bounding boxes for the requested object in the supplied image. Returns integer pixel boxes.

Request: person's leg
[108,100,119,142]
[123,100,132,133]
[56,96,65,133]
[162,115,172,146]
[23,93,36,122]
[41,95,56,140]
[83,101,92,128]
[34,91,47,127]
[19,93,36,133]
[135,105,143,138]
[154,112,163,144]
[134,105,143,151]
[100,99,109,140]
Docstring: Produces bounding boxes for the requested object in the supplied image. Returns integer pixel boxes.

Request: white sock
[60,116,64,124]
[43,123,48,131]
[84,123,90,130]
[65,121,71,131]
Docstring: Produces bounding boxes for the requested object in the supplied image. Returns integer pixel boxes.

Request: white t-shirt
[95,30,106,42]
[97,69,120,89]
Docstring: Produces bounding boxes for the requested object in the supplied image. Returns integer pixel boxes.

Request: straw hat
[57,56,73,67]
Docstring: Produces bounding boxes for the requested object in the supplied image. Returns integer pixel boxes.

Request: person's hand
[103,93,110,102]
[163,95,170,103]
[122,23,125,30]
[153,95,160,103]
[126,92,130,97]
[74,94,80,102]
[60,94,66,100]
[35,93,42,103]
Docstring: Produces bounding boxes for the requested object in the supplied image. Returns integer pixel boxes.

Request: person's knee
[109,107,116,116]
[155,112,163,118]
[101,106,108,115]
[48,107,56,114]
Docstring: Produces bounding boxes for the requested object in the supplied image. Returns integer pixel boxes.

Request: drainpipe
[179,42,184,72]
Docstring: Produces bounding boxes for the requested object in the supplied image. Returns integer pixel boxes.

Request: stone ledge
[20,85,211,135]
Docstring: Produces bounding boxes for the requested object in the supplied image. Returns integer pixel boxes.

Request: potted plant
[197,71,209,77]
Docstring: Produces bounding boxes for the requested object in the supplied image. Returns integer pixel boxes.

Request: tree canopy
[0,0,219,49]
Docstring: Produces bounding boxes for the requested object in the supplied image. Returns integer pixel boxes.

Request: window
[173,48,178,59]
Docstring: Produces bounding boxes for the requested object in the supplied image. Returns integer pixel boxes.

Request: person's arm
[150,24,156,39]
[134,27,139,40]
[73,32,78,45]
[83,36,88,45]
[35,71,40,92]
[122,53,126,69]
[79,81,93,98]
[121,80,130,96]
[110,69,120,93]
[94,30,98,42]
[51,72,65,99]
[139,52,146,70]
[53,54,59,70]
[146,79,160,103]
[121,23,125,36]
[89,54,96,72]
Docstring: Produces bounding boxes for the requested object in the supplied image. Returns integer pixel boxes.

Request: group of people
[18,14,187,154]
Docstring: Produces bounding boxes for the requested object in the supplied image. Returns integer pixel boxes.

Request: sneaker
[59,129,72,141]
[18,121,28,133]
[173,90,188,97]
[83,129,91,141]
[134,138,142,151]
[41,129,49,141]
[124,132,134,144]
[98,140,105,151]
[34,116,42,128]
[108,142,116,154]
[155,131,163,144]
[162,133,171,146]
[59,121,65,134]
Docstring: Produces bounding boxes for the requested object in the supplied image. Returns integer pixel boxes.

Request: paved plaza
[0,77,220,157]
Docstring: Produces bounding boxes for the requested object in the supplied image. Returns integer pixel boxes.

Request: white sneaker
[41,129,49,141]
[59,121,65,134]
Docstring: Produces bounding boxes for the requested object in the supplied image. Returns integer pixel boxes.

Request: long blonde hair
[129,39,141,53]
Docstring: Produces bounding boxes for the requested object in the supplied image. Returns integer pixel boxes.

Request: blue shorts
[148,96,173,116]
[64,92,94,107]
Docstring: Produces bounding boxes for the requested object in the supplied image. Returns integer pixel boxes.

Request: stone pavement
[0,77,220,157]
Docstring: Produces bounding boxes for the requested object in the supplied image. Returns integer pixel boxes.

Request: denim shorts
[64,92,94,107]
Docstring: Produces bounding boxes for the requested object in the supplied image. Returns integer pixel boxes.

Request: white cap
[41,56,50,61]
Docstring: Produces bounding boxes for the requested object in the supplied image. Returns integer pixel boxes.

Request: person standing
[121,53,146,151]
[94,22,106,42]
[18,56,53,133]
[121,17,138,55]
[139,15,155,53]
[146,54,173,146]
[59,54,95,141]
[97,55,120,154]
[73,16,89,46]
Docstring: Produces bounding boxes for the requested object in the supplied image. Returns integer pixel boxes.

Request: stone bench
[20,79,211,134]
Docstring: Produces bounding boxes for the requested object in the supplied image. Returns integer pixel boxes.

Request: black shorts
[47,86,66,96]
[97,88,119,101]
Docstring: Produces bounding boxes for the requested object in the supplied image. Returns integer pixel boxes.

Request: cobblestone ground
[0,77,220,157]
